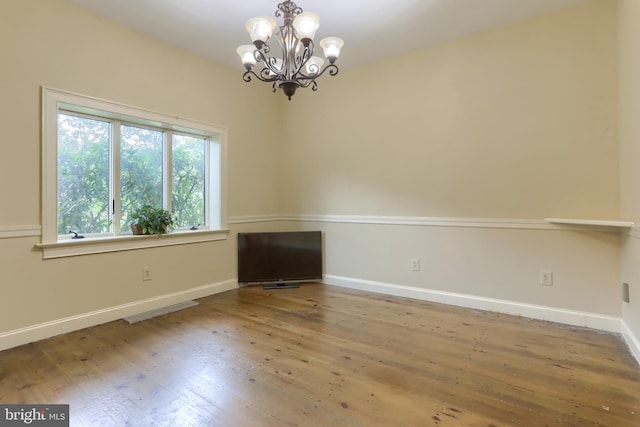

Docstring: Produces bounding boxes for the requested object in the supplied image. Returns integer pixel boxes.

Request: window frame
[40,87,228,259]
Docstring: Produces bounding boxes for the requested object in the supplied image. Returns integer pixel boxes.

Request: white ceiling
[67,0,587,71]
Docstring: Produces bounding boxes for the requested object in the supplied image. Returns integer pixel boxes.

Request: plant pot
[131,224,147,235]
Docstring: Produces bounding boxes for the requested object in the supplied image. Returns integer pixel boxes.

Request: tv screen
[237,231,322,286]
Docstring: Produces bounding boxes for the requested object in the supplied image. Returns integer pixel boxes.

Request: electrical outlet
[540,270,553,286]
[410,259,420,272]
[143,267,152,281]
[623,282,630,303]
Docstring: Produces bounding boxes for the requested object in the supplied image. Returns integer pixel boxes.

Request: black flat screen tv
[238,231,322,287]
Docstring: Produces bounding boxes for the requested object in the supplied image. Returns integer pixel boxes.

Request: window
[41,87,227,258]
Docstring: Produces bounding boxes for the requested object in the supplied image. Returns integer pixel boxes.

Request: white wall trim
[0,279,238,352]
[325,274,622,333]
[228,215,284,224]
[545,218,634,228]
[288,214,552,229]
[628,226,640,240]
[10,215,566,239]
[622,320,640,366]
[0,225,41,239]
[228,214,630,232]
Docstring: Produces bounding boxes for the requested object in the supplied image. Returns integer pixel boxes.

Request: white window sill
[37,229,229,259]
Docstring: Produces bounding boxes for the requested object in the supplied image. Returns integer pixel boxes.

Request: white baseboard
[324,274,622,333]
[0,279,238,352]
[622,321,640,366]
[5,273,638,367]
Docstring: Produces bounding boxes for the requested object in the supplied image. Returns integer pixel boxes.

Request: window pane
[172,134,206,228]
[120,125,164,231]
[57,113,110,235]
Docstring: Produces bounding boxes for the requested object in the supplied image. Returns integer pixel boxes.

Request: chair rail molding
[0,225,41,239]
[229,214,632,232]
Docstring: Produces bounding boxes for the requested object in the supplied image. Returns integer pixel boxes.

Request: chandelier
[236,1,344,100]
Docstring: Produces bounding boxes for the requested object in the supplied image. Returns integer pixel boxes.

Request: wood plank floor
[1,283,639,426]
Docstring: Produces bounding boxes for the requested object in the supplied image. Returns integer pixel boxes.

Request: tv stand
[263,283,300,290]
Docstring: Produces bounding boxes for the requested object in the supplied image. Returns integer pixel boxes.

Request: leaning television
[237,231,323,288]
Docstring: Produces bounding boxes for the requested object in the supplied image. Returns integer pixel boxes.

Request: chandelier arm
[251,48,285,82]
[259,68,282,82]
[242,70,254,83]
[292,78,317,90]
[266,56,283,76]
[326,65,339,77]
[259,44,271,55]
[291,43,313,80]
[297,63,338,81]
[253,48,271,69]
[242,70,261,83]
[243,69,281,84]
[292,78,314,88]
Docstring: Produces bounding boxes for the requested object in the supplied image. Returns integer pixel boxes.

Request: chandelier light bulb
[320,37,344,64]
[245,16,277,47]
[292,12,320,43]
[236,45,257,70]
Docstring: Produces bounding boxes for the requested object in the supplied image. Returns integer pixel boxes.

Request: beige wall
[0,0,281,336]
[0,0,633,351]
[281,0,617,219]
[313,221,621,316]
[619,0,640,344]
[281,0,623,320]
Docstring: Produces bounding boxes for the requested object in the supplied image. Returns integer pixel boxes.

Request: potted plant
[130,205,176,235]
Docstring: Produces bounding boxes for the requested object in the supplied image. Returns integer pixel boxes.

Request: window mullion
[165,131,172,213]
[209,137,222,230]
[112,121,122,234]
[205,137,211,228]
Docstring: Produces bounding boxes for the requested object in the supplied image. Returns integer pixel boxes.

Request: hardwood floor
[1,283,639,426]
